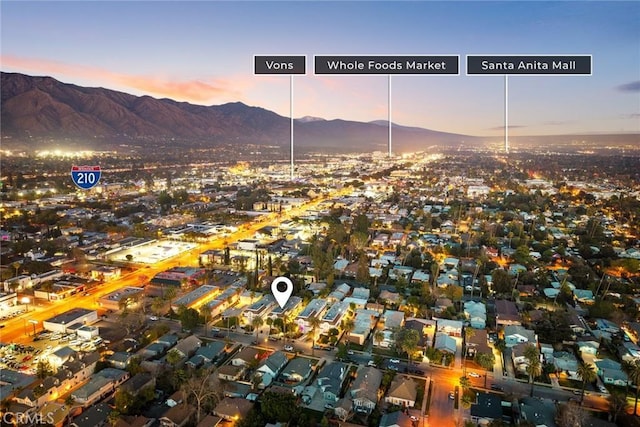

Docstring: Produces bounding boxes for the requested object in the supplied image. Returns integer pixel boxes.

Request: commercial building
[43,308,98,333]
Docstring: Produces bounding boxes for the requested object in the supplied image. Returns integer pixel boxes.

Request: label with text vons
[314,55,459,75]
[467,55,592,75]
[254,55,306,75]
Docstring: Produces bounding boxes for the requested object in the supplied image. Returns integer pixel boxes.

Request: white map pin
[271,277,293,309]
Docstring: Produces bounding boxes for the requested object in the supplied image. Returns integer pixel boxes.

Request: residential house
[218,365,245,382]
[213,397,254,422]
[108,352,135,370]
[280,357,314,384]
[120,373,156,397]
[504,325,537,348]
[495,300,521,326]
[231,347,264,367]
[618,342,640,363]
[464,301,487,329]
[436,319,462,337]
[350,309,379,346]
[315,362,348,403]
[156,334,179,348]
[159,403,196,427]
[172,336,202,360]
[71,368,129,406]
[576,338,600,356]
[470,392,503,424]
[379,411,415,427]
[14,376,60,408]
[349,367,382,414]
[49,346,76,368]
[434,333,457,355]
[595,359,629,386]
[70,402,111,427]
[518,397,557,427]
[553,351,579,380]
[186,340,228,368]
[385,376,417,408]
[512,343,534,373]
[465,328,491,358]
[295,299,328,333]
[255,351,288,389]
[320,301,350,335]
[382,310,405,330]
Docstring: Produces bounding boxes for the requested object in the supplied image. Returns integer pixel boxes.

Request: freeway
[0,186,355,345]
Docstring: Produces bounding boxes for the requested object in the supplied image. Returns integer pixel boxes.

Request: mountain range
[0,72,476,151]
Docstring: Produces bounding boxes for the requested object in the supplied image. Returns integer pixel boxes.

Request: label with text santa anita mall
[466,55,592,75]
[254,55,306,75]
[314,55,459,75]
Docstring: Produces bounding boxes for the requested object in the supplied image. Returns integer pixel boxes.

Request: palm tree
[525,359,542,397]
[251,316,264,343]
[622,359,640,416]
[576,362,597,404]
[608,390,628,423]
[374,330,385,347]
[308,316,321,356]
[523,344,541,397]
[343,318,355,348]
[463,327,476,375]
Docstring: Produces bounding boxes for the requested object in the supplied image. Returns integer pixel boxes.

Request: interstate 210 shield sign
[71,165,101,190]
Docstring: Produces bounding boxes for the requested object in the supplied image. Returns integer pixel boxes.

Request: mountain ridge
[0,72,476,150]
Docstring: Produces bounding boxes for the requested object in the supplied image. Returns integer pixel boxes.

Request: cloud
[487,125,527,131]
[616,80,640,92]
[1,54,247,103]
[542,120,572,126]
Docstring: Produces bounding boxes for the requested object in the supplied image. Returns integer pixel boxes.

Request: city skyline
[1,1,639,137]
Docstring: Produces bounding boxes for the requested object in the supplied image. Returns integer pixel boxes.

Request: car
[284,344,294,352]
[410,369,425,375]
[347,350,354,355]
[573,390,581,395]
[324,403,334,410]
[598,385,608,393]
[411,416,419,422]
[468,372,481,378]
[389,365,400,371]
[367,360,377,367]
[449,392,455,400]
[389,358,400,364]
[251,340,258,345]
[212,328,220,333]
[490,384,503,392]
[83,292,91,296]
[149,316,158,321]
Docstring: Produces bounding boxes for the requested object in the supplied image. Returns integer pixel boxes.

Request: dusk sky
[1,1,639,137]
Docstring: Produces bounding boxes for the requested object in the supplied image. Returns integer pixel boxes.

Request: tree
[36,359,54,379]
[166,348,183,367]
[251,316,264,342]
[556,402,587,427]
[308,316,321,355]
[343,318,355,347]
[394,328,420,365]
[622,359,640,416]
[114,389,136,415]
[355,254,371,284]
[523,344,541,397]
[260,390,300,423]
[576,362,596,404]
[181,367,223,424]
[177,306,200,331]
[460,375,470,391]
[492,269,512,295]
[475,352,496,388]
[608,390,628,423]
[374,330,384,347]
